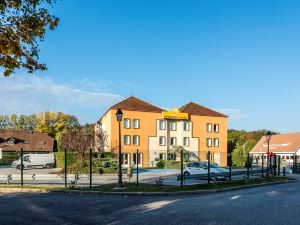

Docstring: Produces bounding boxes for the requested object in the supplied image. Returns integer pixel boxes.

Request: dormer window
[7,139,15,145]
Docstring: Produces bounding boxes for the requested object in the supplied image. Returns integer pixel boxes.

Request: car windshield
[204,163,218,168]
[210,163,218,168]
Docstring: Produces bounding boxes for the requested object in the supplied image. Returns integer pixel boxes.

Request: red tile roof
[250,132,300,154]
[109,96,165,113]
[180,102,228,118]
[0,130,54,152]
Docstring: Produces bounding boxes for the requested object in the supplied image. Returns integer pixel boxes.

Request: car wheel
[17,165,24,170]
[45,164,51,169]
[210,173,217,182]
[184,172,190,176]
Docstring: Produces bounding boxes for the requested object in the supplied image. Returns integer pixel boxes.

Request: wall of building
[191,115,228,167]
[109,109,162,167]
[100,110,228,167]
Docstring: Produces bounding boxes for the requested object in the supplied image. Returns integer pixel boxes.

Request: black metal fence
[0,149,293,188]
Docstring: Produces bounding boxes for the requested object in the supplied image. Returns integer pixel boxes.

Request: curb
[0,179,297,196]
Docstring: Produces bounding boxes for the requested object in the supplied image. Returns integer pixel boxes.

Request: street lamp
[266,131,272,177]
[116,108,123,188]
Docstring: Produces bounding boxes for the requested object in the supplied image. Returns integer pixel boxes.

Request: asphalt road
[0,181,300,225]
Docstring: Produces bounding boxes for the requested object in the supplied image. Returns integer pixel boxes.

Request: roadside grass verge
[0,177,293,193]
[77,176,292,192]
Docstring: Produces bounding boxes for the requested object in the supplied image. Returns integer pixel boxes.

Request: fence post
[247,153,250,179]
[273,155,277,176]
[261,154,264,179]
[295,154,298,174]
[277,155,281,176]
[64,148,67,188]
[207,151,211,184]
[229,151,232,181]
[136,149,139,187]
[283,166,286,176]
[180,149,183,188]
[89,147,92,189]
[21,148,23,186]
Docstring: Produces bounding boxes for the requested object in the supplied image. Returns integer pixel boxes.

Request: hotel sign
[162,108,189,120]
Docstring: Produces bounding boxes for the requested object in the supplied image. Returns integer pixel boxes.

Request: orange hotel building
[97,97,228,168]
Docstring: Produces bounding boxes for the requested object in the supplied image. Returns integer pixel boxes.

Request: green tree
[0,0,59,76]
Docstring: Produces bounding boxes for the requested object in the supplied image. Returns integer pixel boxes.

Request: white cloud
[216,108,248,122]
[0,75,124,119]
[75,78,133,92]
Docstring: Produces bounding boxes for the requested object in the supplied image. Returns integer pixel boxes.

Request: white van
[11,154,55,169]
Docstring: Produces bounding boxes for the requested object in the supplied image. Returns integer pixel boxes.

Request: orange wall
[109,109,162,167]
[103,110,228,167]
[191,115,228,166]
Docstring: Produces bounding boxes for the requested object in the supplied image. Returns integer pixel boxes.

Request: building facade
[250,132,300,164]
[0,130,54,153]
[98,97,228,167]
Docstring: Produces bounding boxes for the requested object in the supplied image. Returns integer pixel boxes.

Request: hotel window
[170,121,177,131]
[183,137,190,147]
[159,136,166,146]
[168,153,176,160]
[133,119,140,129]
[124,119,131,129]
[214,138,219,147]
[183,121,190,131]
[170,137,177,146]
[7,139,15,145]
[206,123,212,132]
[133,153,142,165]
[206,138,212,147]
[122,153,130,165]
[159,120,166,130]
[214,124,219,133]
[124,135,131,145]
[159,153,165,160]
[133,135,140,145]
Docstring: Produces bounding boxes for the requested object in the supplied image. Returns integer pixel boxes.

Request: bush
[156,160,182,169]
[54,152,77,168]
[55,152,118,174]
[156,160,165,169]
[0,152,19,165]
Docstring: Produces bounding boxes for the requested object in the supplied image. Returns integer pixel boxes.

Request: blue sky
[2,0,300,133]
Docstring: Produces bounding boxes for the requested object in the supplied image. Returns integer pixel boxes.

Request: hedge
[156,160,183,169]
[54,152,118,174]
[0,152,19,165]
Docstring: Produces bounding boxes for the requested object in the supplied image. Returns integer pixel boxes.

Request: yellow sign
[162,108,189,120]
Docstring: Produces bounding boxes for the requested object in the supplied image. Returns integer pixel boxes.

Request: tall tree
[0,0,59,76]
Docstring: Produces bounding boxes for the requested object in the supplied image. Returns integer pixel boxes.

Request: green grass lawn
[0,177,293,193]
[79,177,291,192]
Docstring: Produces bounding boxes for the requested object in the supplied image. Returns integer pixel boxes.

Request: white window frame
[133,135,140,146]
[122,153,130,165]
[124,119,131,129]
[159,136,166,146]
[214,138,219,147]
[159,120,166,130]
[183,121,190,131]
[183,137,190,147]
[133,153,142,166]
[214,124,219,133]
[133,119,140,129]
[170,137,177,146]
[124,135,131,145]
[170,121,177,131]
[206,138,212,147]
[207,123,212,132]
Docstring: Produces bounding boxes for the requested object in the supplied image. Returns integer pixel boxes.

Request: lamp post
[266,131,272,178]
[116,108,124,188]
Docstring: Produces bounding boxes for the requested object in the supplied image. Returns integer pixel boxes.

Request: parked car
[183,162,229,180]
[11,153,55,169]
